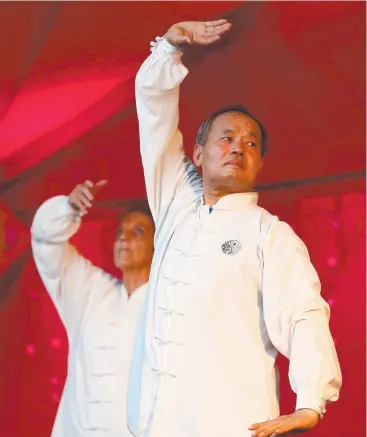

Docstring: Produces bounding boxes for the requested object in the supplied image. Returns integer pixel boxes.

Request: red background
[0,2,365,437]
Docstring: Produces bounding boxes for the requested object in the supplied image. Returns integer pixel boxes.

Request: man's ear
[193,143,203,167]
[258,157,264,172]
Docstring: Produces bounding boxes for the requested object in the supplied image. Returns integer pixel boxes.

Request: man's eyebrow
[222,128,236,134]
[221,128,259,137]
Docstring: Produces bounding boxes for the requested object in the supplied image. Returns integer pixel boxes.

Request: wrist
[294,408,320,429]
[161,36,185,53]
[295,408,320,418]
[67,197,83,218]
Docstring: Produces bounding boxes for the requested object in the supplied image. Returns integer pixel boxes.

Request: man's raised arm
[135,20,231,225]
[31,180,109,333]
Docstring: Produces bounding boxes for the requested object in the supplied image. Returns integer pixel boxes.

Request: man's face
[193,111,264,194]
[113,212,154,271]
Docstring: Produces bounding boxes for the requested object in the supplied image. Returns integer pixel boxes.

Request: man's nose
[119,232,129,242]
[229,141,244,156]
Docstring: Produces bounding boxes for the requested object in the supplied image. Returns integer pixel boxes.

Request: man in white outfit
[31,180,154,437]
[127,19,342,437]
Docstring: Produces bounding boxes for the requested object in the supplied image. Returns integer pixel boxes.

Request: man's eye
[247,141,256,147]
[222,137,232,142]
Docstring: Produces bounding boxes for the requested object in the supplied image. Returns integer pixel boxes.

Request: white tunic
[31,195,146,437]
[126,38,342,437]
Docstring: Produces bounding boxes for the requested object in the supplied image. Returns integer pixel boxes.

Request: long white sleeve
[135,38,202,228]
[31,195,107,333]
[262,219,342,416]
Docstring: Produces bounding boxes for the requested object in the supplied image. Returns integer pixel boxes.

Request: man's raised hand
[165,19,231,47]
[69,180,107,215]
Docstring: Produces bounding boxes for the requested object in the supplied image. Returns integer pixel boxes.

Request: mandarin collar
[121,282,147,302]
[200,192,258,212]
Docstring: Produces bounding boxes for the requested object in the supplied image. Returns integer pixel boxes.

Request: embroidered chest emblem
[222,240,242,255]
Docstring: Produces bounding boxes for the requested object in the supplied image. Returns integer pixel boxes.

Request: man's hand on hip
[249,409,319,437]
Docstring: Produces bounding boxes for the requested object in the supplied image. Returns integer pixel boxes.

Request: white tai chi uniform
[126,38,342,437]
[31,195,146,437]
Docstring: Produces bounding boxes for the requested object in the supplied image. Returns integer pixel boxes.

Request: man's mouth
[119,247,131,253]
[224,159,244,168]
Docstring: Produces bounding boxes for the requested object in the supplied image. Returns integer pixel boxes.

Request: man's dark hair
[195,104,267,156]
[117,203,155,231]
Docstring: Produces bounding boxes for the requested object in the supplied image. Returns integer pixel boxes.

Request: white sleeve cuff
[57,195,83,221]
[39,195,80,219]
[160,36,181,54]
[296,391,326,418]
[31,195,81,242]
[150,36,184,62]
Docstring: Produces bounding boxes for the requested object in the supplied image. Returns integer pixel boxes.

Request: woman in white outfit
[31,180,154,437]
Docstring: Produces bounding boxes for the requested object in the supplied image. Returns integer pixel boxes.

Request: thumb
[90,179,107,196]
[95,179,108,187]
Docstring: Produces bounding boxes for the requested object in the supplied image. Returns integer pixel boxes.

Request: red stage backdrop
[0,2,365,437]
